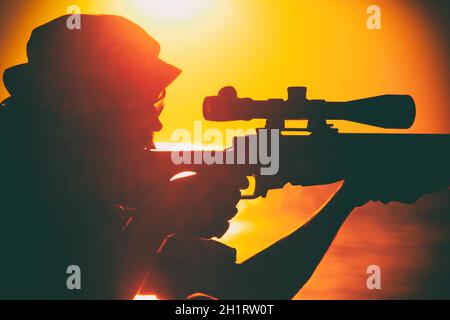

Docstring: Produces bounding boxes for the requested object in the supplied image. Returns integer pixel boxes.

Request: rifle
[148,86,450,199]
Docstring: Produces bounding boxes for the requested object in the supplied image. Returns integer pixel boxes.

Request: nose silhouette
[149,116,163,132]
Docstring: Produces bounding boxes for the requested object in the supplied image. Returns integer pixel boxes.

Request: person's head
[1,14,182,207]
[3,14,181,150]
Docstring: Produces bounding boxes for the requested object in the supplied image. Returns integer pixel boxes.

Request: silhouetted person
[1,14,447,300]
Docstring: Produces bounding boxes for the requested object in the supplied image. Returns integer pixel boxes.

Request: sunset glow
[0,0,448,300]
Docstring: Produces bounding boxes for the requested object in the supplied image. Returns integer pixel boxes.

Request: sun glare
[170,171,197,181]
[133,294,159,300]
[132,0,212,23]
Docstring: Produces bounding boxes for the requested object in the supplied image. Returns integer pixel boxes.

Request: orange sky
[1,0,449,299]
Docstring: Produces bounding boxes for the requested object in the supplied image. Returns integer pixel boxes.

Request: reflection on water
[220,184,450,299]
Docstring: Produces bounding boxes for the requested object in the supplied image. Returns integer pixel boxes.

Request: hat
[3,14,181,108]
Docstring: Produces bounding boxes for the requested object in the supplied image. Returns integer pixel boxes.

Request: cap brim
[154,59,182,91]
[3,60,182,105]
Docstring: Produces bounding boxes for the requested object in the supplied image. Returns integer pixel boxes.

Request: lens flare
[170,171,197,181]
[133,294,159,300]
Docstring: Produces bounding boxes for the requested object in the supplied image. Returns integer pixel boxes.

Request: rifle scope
[203,86,416,129]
